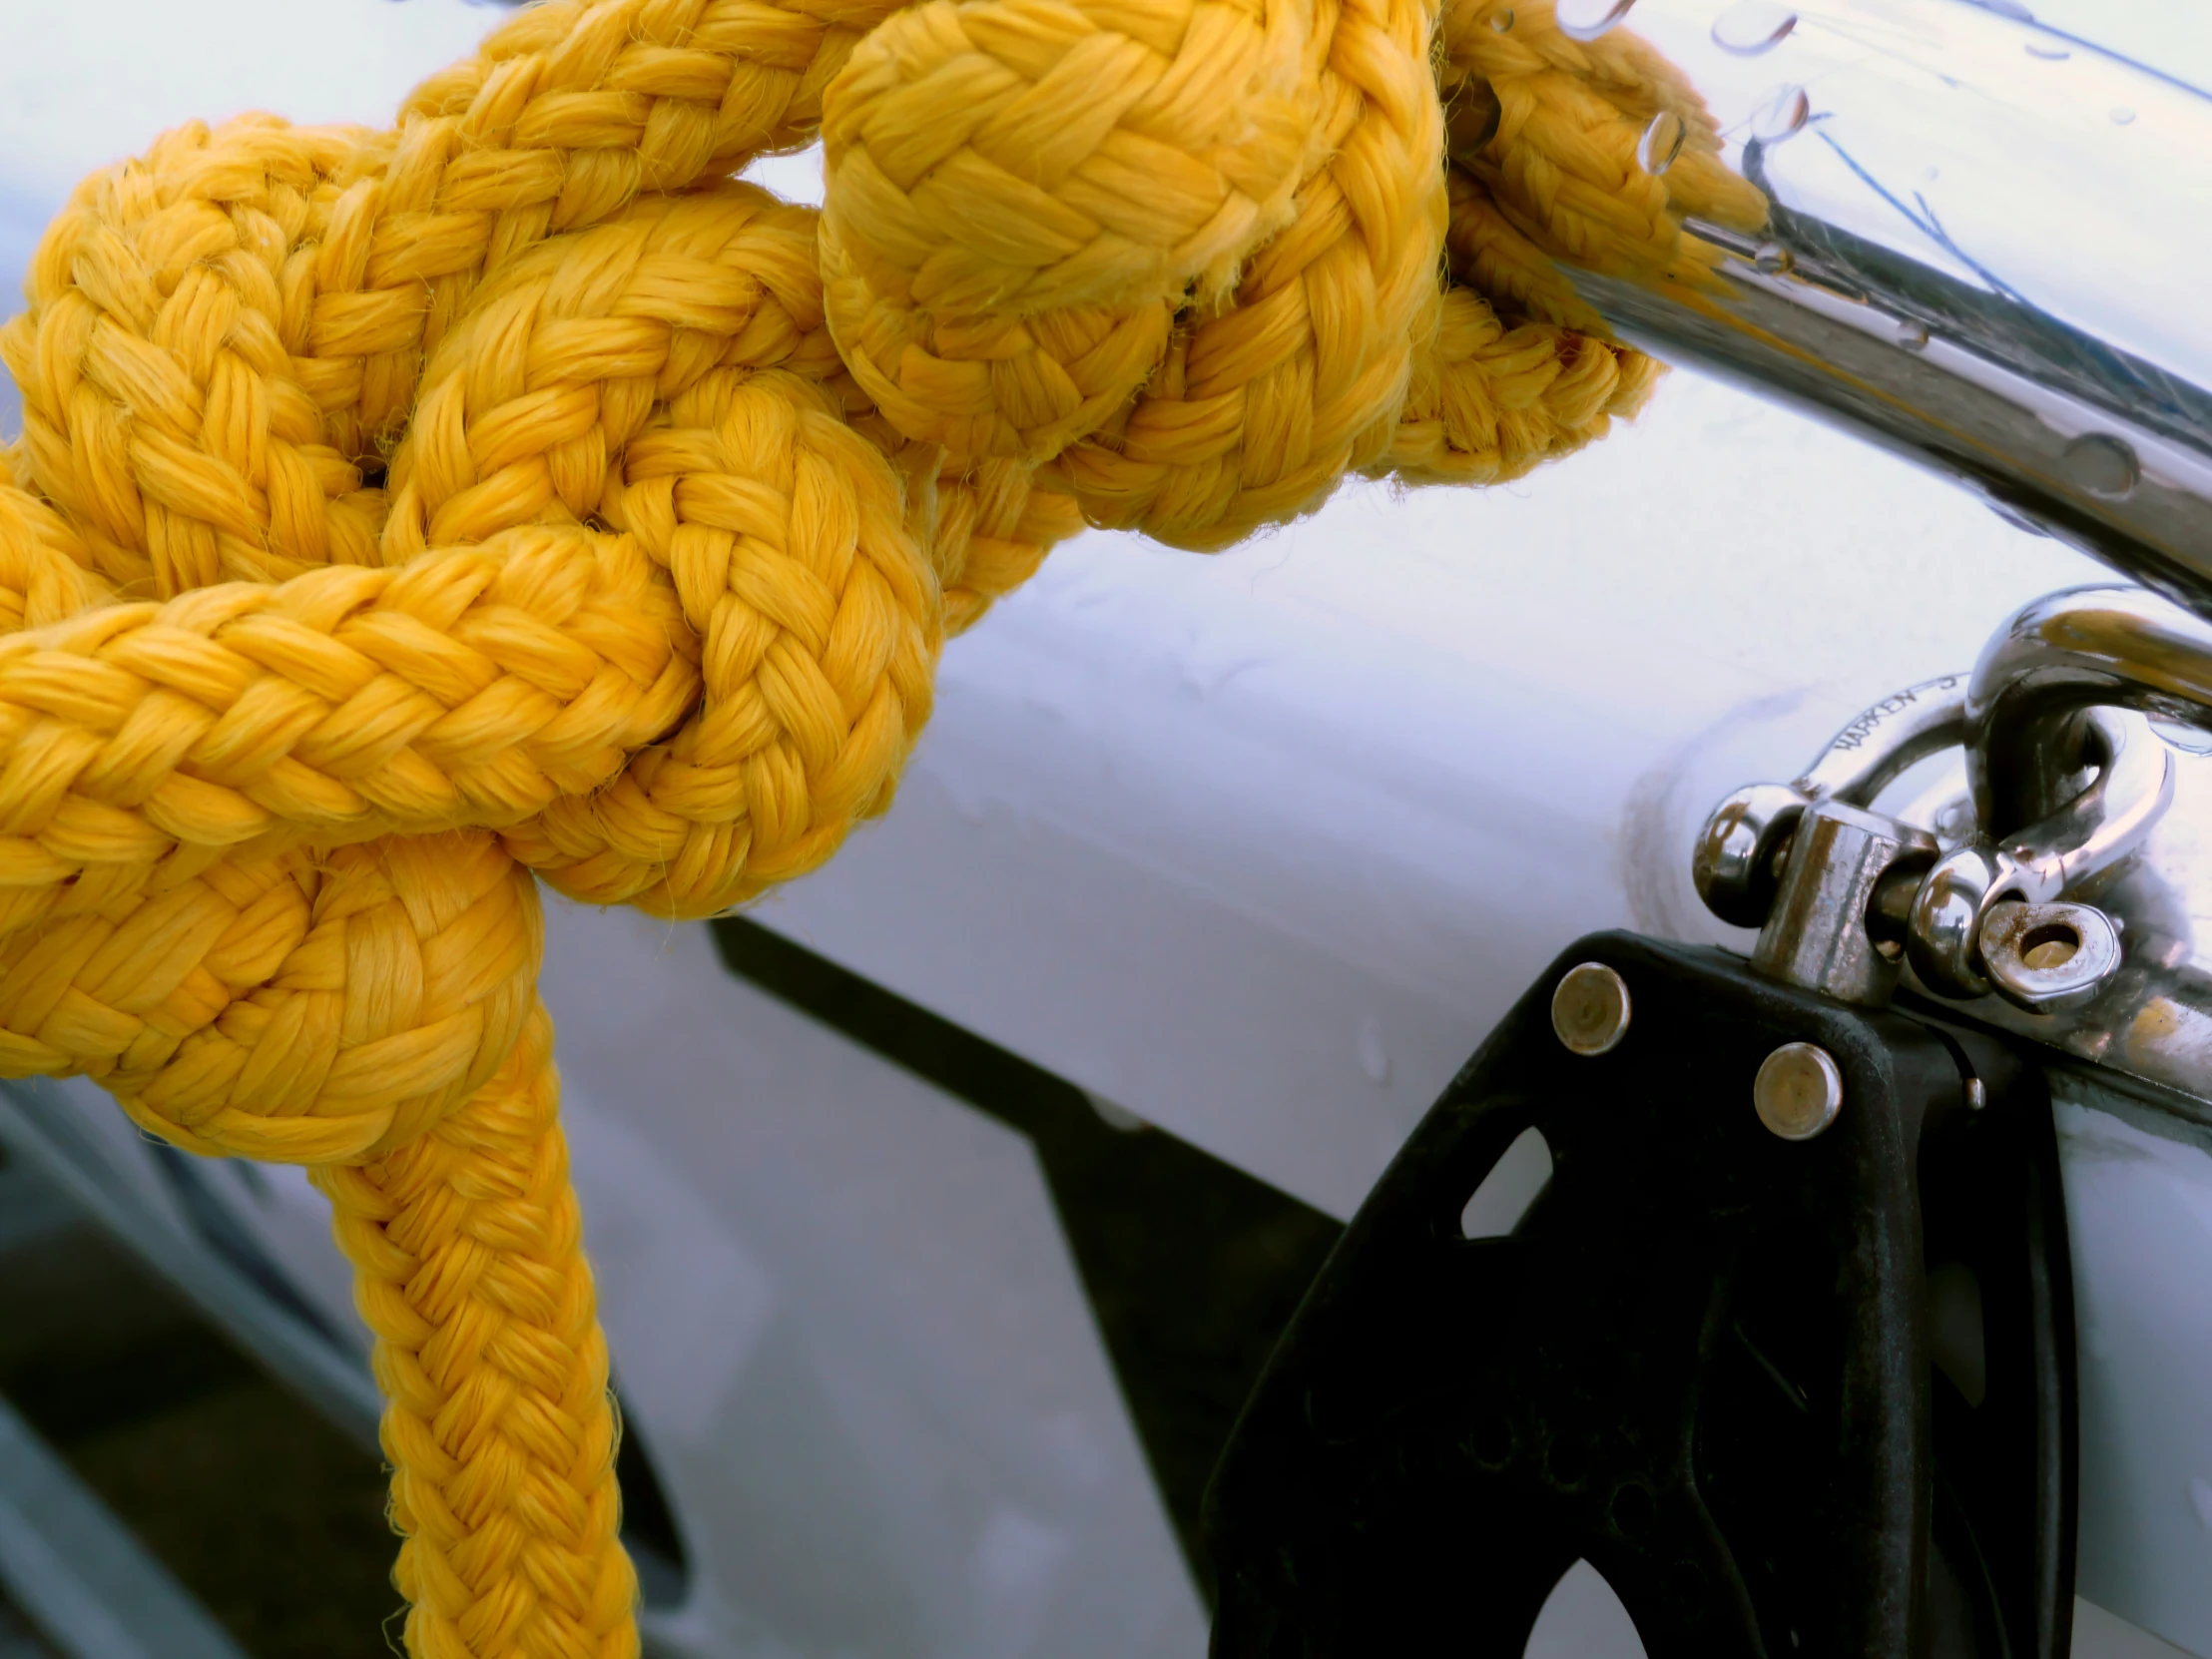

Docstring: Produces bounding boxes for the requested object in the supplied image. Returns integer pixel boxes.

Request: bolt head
[1755,1042,1845,1140]
[1552,962,1632,1056]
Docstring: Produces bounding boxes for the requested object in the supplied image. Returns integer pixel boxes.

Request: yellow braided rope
[0,0,1761,1651]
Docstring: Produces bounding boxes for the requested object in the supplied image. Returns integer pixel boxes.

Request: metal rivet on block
[1754,1042,1844,1140]
[1552,963,1632,1056]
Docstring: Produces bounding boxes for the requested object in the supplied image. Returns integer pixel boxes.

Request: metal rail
[1548,0,2212,618]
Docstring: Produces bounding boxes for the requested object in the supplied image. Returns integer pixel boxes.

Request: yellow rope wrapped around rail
[0,0,1761,1652]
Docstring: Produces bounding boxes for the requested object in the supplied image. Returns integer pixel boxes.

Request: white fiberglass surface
[754,370,2110,1214]
[2057,1085,2212,1658]
[0,0,493,216]
[533,901,1207,1659]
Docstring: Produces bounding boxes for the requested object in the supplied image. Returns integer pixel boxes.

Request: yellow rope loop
[933,456,1085,630]
[419,0,911,190]
[0,520,686,1165]
[818,0,1323,462]
[1439,0,1766,296]
[1382,282,1658,485]
[371,184,847,560]
[0,446,109,631]
[1349,0,1760,487]
[91,831,543,1165]
[0,527,693,877]
[0,117,389,594]
[528,362,941,915]
[0,0,1760,1651]
[1,0,909,513]
[1050,0,1449,547]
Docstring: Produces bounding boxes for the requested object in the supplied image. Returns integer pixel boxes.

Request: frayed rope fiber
[0,0,1760,1651]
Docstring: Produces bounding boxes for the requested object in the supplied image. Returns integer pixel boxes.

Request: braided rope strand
[317,982,635,1659]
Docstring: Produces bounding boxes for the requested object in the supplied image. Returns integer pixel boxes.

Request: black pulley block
[1205,931,2076,1659]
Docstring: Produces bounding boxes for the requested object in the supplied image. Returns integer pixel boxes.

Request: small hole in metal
[2020,921,2080,969]
[1460,1126,1553,1239]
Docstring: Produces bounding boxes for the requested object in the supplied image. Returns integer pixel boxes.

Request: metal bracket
[1693,654,2174,1014]
[1205,933,2076,1659]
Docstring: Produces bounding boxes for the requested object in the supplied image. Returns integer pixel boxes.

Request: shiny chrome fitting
[1979,900,2125,1016]
[1693,584,2212,1104]
[1751,801,1936,1009]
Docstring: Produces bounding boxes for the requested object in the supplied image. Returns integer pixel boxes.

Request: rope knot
[103,831,540,1164]
[0,0,1764,1160]
[0,2,1766,1651]
[819,0,1323,462]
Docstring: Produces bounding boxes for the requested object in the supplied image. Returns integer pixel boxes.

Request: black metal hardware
[1205,931,2076,1658]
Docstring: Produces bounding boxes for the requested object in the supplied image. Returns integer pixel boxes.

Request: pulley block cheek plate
[1203,931,2076,1659]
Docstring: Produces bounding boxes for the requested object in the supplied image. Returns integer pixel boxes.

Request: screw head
[1552,962,1632,1056]
[1754,1042,1844,1140]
